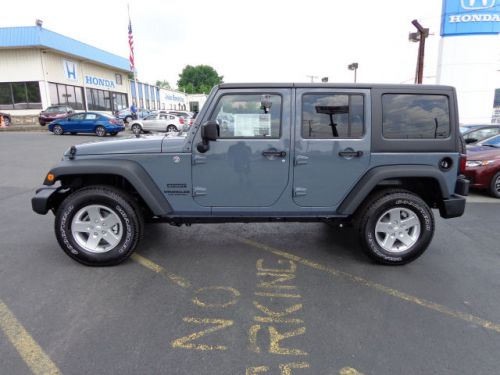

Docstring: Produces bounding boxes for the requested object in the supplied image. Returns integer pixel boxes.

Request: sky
[2,0,445,89]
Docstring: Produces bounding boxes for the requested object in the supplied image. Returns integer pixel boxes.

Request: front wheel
[490,172,500,198]
[357,190,434,265]
[131,124,142,135]
[53,125,64,135]
[124,116,132,123]
[95,126,106,137]
[55,186,143,266]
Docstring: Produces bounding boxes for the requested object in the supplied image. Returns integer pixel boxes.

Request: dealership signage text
[85,75,116,89]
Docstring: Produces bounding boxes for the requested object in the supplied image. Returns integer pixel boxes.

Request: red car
[465,135,500,198]
[39,105,74,126]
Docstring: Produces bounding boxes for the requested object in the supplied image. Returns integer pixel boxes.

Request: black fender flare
[337,165,451,215]
[45,159,172,216]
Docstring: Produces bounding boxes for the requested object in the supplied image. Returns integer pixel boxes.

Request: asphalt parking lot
[1,132,500,375]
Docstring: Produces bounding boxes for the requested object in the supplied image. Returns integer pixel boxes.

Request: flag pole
[128,3,139,108]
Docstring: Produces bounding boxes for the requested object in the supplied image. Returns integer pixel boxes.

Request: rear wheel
[3,116,11,126]
[95,126,106,137]
[356,190,434,265]
[53,125,64,135]
[166,125,178,133]
[55,186,143,266]
[490,172,500,198]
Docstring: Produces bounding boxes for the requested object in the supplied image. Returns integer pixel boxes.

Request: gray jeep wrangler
[32,83,469,266]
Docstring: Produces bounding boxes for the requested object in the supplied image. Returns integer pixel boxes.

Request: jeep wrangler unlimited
[32,83,469,266]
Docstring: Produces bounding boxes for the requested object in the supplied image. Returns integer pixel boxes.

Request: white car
[129,113,186,134]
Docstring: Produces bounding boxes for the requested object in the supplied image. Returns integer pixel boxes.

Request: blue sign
[441,0,500,36]
[63,60,78,81]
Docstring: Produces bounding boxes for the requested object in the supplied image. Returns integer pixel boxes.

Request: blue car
[48,112,125,137]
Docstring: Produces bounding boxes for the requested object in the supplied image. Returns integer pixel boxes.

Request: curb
[0,125,47,132]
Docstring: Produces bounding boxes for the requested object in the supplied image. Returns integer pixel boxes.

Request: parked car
[32,83,468,266]
[48,112,124,137]
[39,106,74,126]
[464,134,500,198]
[460,124,500,145]
[0,111,11,126]
[114,108,151,123]
[129,113,186,134]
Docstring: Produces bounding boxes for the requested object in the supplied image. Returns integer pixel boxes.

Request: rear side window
[382,94,450,139]
[302,94,364,139]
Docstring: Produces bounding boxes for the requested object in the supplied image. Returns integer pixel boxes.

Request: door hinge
[295,155,309,166]
[192,155,207,165]
[293,187,308,197]
[193,187,207,196]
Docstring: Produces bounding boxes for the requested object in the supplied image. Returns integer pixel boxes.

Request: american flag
[128,18,135,71]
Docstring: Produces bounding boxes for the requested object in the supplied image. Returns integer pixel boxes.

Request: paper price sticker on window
[234,114,271,137]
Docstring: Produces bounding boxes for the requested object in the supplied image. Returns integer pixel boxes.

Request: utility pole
[306,75,319,83]
[409,20,429,84]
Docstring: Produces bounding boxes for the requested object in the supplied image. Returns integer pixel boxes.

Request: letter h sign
[461,0,496,10]
[63,60,78,81]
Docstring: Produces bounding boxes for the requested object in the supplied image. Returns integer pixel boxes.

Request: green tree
[177,65,223,94]
[155,80,171,89]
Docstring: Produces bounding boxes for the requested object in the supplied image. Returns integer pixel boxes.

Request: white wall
[437,34,500,124]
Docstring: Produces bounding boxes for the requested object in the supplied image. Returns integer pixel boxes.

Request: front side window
[464,127,500,143]
[382,94,450,139]
[302,94,364,139]
[210,94,281,138]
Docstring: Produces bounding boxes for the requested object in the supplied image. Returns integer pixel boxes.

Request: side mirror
[465,138,477,144]
[197,121,220,153]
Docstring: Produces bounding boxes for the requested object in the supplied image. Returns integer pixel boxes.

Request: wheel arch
[45,159,172,216]
[338,165,451,216]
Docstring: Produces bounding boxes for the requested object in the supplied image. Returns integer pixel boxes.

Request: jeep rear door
[293,88,371,207]
[192,88,291,207]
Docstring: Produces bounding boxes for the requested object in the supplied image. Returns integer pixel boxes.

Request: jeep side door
[192,89,291,207]
[292,88,371,207]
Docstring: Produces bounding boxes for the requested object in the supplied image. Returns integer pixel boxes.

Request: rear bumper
[31,187,60,215]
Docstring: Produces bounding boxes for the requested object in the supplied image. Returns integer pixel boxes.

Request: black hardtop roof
[218,83,455,90]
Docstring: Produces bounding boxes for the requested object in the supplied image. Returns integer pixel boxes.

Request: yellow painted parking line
[233,236,500,334]
[131,253,191,289]
[0,300,61,375]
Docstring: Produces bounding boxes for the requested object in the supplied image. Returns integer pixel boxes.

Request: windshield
[481,135,500,147]
[45,106,66,113]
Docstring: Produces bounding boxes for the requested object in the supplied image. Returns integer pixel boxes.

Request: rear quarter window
[382,94,450,139]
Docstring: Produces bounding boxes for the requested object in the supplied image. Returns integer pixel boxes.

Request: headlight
[466,160,494,167]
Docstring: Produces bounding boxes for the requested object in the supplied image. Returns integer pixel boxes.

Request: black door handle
[338,150,363,157]
[262,150,286,157]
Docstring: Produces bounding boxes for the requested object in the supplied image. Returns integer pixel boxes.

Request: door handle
[262,150,286,157]
[338,150,363,157]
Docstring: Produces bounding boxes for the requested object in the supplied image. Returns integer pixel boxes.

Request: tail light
[179,117,185,124]
[459,154,467,174]
[109,119,120,125]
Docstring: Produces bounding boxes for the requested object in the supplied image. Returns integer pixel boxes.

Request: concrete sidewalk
[0,123,46,132]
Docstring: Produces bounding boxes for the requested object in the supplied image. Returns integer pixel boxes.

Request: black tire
[53,125,64,135]
[166,125,178,133]
[110,132,118,136]
[131,124,142,134]
[54,186,143,266]
[39,121,46,126]
[3,116,11,126]
[490,172,500,198]
[95,126,106,137]
[356,189,434,265]
[125,116,132,123]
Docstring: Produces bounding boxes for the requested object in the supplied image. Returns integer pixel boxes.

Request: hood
[466,146,500,160]
[66,134,189,156]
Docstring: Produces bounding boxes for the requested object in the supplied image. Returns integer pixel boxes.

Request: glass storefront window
[0,82,42,110]
[50,82,84,110]
[0,83,13,110]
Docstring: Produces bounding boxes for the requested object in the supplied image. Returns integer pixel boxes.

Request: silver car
[129,113,185,134]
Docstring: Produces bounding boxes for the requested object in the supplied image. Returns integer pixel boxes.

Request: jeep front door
[192,89,291,207]
[293,89,371,207]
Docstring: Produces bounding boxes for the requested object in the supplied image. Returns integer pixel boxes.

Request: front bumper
[31,187,60,215]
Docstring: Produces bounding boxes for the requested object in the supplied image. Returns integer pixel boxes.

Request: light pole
[409,19,429,84]
[348,63,358,83]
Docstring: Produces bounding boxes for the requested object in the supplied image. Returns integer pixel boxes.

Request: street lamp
[409,19,429,84]
[348,63,358,83]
